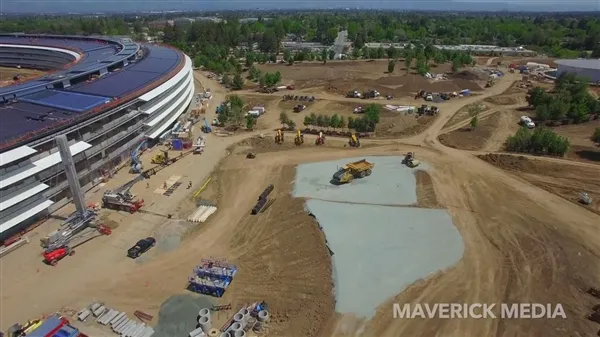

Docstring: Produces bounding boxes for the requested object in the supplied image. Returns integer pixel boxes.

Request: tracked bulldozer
[348,134,360,148]
[402,152,420,168]
[275,129,284,144]
[294,130,304,145]
[315,131,325,146]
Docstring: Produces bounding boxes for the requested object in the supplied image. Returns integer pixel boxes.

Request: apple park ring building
[0,34,194,239]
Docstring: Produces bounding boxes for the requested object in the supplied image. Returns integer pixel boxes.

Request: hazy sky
[1,0,598,14]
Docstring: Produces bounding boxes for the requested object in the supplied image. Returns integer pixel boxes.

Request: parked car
[127,237,156,259]
[520,116,535,129]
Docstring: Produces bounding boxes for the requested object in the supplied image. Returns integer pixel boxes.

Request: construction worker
[146,182,150,188]
[163,181,167,189]
[187,181,192,189]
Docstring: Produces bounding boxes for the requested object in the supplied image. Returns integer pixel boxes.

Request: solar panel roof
[0,102,71,142]
[21,90,112,112]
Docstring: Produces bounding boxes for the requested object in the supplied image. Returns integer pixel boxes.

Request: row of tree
[292,104,381,132]
[248,66,282,87]
[527,73,600,123]
[593,128,600,144]
[505,127,570,156]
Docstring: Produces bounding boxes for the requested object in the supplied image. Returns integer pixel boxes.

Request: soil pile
[477,154,537,172]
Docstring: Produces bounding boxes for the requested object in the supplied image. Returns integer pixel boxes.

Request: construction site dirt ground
[2,63,600,337]
[255,59,486,99]
[0,66,44,86]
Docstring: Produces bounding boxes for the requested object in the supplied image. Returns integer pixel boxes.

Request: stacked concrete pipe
[198,315,212,333]
[257,310,269,322]
[239,308,250,324]
[233,330,246,337]
[228,322,243,333]
[219,332,231,337]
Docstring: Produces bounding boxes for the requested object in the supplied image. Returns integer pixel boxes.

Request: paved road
[332,30,348,59]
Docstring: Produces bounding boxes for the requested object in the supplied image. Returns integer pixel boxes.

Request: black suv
[127,237,156,259]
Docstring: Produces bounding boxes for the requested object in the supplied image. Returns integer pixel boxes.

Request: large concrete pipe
[229,322,242,332]
[219,333,231,337]
[199,315,212,333]
[199,308,211,318]
[233,313,244,324]
[208,329,219,337]
[239,308,250,323]
[233,330,246,337]
[253,322,263,333]
[257,310,269,322]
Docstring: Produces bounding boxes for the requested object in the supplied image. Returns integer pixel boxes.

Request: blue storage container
[172,139,183,150]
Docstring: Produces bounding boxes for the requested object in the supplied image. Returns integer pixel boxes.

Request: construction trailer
[332,159,374,184]
[188,258,238,297]
[41,135,112,266]
[24,315,81,337]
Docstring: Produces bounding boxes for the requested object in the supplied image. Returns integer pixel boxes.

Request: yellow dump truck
[332,159,374,184]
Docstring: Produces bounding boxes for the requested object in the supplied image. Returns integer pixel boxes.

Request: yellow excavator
[332,159,374,184]
[294,130,304,145]
[151,149,169,165]
[275,129,284,144]
[348,134,360,148]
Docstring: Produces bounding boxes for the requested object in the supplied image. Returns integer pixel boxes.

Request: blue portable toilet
[172,139,183,150]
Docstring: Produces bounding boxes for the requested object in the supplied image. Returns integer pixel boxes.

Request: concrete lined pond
[296,157,464,319]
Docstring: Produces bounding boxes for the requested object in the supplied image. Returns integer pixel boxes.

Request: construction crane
[201,117,212,133]
[102,186,144,213]
[294,130,304,145]
[41,135,112,266]
[129,140,146,174]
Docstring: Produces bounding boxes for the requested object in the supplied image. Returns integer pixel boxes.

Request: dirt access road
[1,66,599,337]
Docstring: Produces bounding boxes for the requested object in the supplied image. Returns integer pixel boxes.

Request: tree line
[527,73,600,124]
[506,127,570,157]
[299,104,382,133]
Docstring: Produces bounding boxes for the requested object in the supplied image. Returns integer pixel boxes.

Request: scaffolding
[188,258,237,297]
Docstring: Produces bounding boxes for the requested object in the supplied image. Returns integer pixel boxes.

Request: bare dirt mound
[477,153,537,171]
[226,166,334,337]
[438,113,502,151]
[414,170,439,208]
[478,154,600,215]
[484,95,518,105]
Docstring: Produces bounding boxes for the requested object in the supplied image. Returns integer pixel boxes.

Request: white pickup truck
[520,116,536,129]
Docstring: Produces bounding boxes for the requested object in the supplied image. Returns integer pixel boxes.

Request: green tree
[330,114,341,130]
[527,87,549,107]
[592,128,600,143]
[321,49,328,64]
[232,73,244,90]
[316,114,325,128]
[228,95,245,110]
[288,56,295,65]
[404,56,413,74]
[470,115,479,130]
[303,115,313,128]
[284,50,292,62]
[246,115,256,129]
[347,116,355,130]
[245,53,255,67]
[364,104,381,123]
[222,73,231,86]
[388,60,396,73]
[279,112,290,126]
[339,116,347,131]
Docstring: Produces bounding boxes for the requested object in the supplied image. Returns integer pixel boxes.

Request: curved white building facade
[0,34,194,238]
